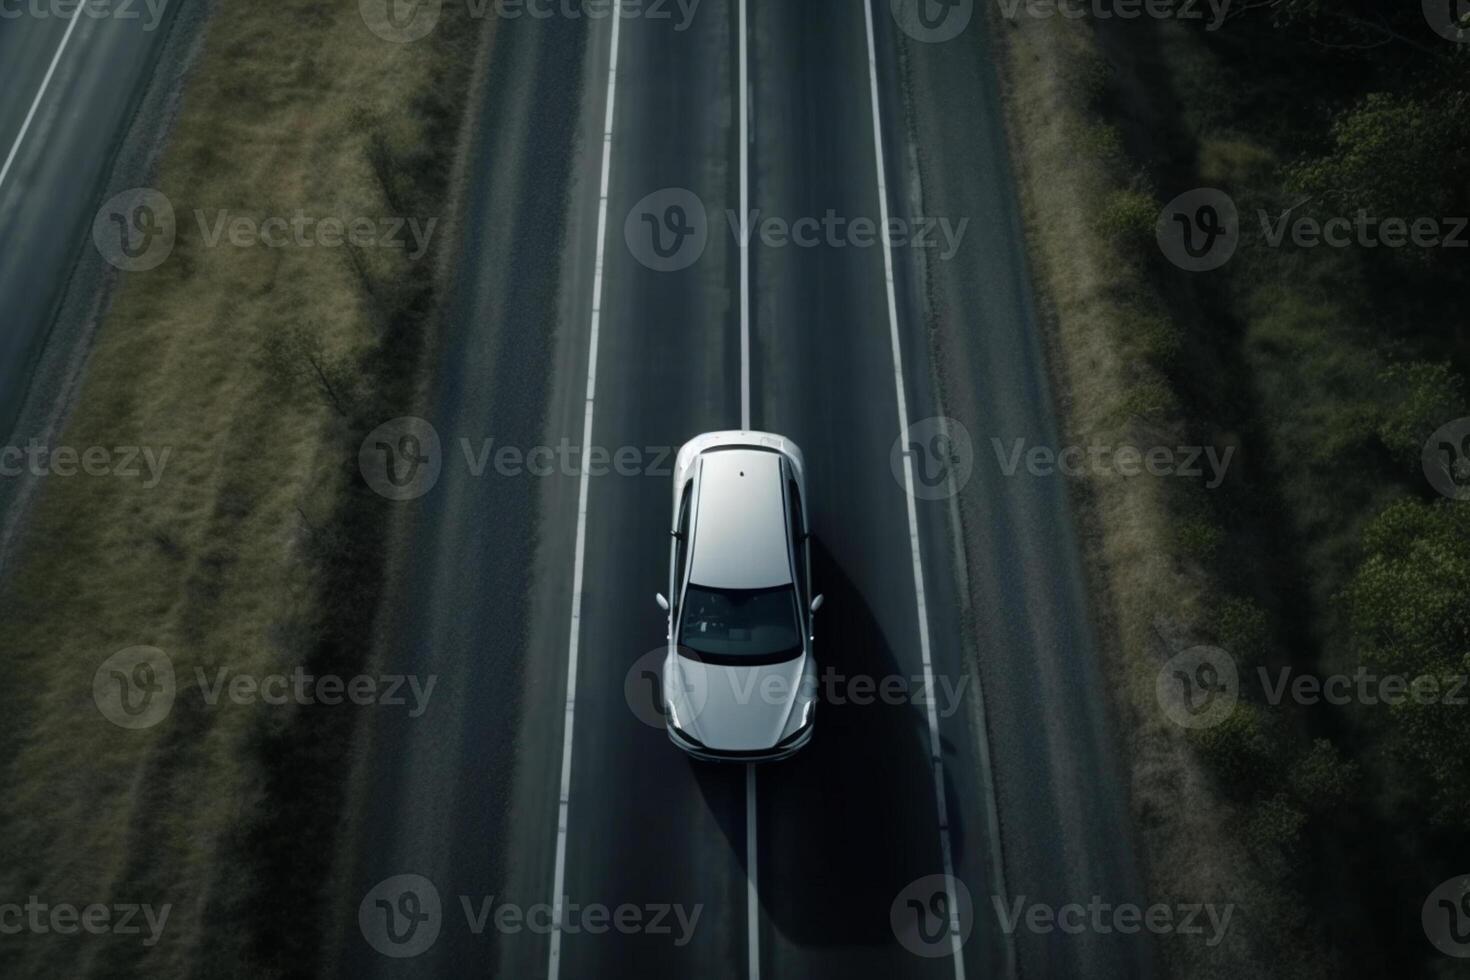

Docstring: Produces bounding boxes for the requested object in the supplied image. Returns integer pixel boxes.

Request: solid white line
[0,0,91,195]
[738,0,751,430]
[547,4,623,979]
[860,1,966,978]
[746,763,760,980]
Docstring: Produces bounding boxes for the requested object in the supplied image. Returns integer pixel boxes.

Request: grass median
[0,2,480,976]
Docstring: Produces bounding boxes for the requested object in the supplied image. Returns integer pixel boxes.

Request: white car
[657,431,823,762]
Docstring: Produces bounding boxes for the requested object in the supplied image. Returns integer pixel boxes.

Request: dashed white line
[0,0,91,196]
[738,3,761,979]
[860,1,967,978]
[746,762,760,980]
[546,4,623,979]
[738,0,752,431]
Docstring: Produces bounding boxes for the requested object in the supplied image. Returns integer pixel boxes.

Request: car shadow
[691,537,967,950]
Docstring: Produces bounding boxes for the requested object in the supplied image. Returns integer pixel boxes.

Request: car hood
[667,652,811,752]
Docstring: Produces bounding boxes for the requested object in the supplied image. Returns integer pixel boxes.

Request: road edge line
[546,4,624,978]
[860,1,966,977]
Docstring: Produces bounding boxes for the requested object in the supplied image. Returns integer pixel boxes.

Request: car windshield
[679,584,803,664]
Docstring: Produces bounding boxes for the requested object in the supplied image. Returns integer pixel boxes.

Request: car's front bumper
[667,721,813,763]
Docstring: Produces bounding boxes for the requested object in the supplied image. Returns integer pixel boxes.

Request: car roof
[689,449,793,590]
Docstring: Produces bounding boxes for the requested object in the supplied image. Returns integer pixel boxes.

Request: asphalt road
[0,0,182,442]
[339,2,1152,978]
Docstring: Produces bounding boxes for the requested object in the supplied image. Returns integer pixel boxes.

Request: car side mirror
[656,593,670,611]
[810,594,825,614]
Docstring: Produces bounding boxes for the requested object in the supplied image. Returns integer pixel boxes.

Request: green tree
[1342,498,1470,827]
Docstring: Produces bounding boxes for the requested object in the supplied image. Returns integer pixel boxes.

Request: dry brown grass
[0,1,475,976]
[993,14,1317,979]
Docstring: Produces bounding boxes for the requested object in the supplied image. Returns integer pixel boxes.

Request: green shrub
[1373,361,1465,465]
[1094,189,1157,249]
[1216,595,1271,664]
[1176,516,1223,562]
[1191,703,1278,794]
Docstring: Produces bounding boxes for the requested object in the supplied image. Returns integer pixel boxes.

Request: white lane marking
[547,4,623,979]
[0,0,91,196]
[738,0,752,430]
[746,762,760,980]
[860,1,966,977]
[739,0,759,976]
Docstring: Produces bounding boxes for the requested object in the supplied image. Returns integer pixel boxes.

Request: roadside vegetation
[0,2,480,976]
[996,2,1468,977]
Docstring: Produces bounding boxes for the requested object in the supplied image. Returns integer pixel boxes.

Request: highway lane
[889,9,1156,977]
[339,0,1150,978]
[748,1,1007,977]
[0,0,182,441]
